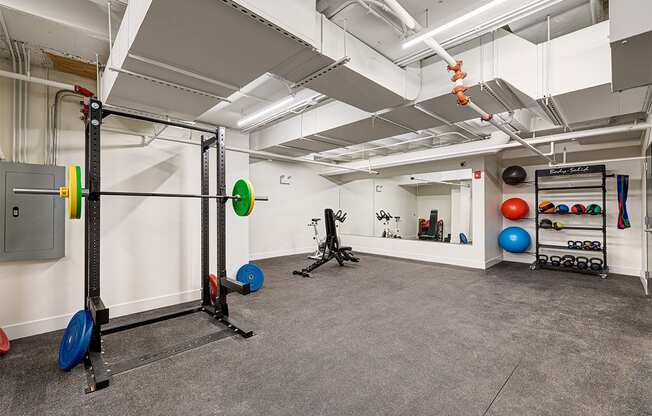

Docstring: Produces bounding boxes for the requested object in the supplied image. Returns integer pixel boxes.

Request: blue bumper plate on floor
[236,263,264,292]
[58,310,94,371]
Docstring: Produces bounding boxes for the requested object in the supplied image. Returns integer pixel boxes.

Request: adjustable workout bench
[293,208,359,277]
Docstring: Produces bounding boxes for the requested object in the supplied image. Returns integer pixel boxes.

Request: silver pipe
[53,90,81,165]
[22,43,30,163]
[107,1,113,65]
[15,42,23,162]
[0,9,16,161]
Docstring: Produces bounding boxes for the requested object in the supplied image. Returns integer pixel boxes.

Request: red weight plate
[209,274,219,304]
[0,328,9,353]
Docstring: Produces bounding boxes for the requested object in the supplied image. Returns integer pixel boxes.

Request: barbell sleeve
[13,188,62,195]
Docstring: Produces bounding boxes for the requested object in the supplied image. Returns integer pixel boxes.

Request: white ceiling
[0,0,636,169]
[319,0,599,63]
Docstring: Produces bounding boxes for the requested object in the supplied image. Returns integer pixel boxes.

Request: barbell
[13,165,268,219]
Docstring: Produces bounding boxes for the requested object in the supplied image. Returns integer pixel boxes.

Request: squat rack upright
[83,98,253,393]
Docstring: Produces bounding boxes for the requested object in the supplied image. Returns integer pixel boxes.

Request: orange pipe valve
[452,85,470,106]
[447,60,467,82]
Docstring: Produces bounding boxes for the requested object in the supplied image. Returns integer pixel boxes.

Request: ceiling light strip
[402,0,510,49]
[394,0,563,66]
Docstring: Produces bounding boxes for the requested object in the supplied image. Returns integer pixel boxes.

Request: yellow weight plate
[246,181,255,216]
[68,165,82,219]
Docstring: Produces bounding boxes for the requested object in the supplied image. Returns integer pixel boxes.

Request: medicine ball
[501,198,529,220]
[571,204,586,215]
[538,200,555,213]
[556,204,569,214]
[502,166,527,185]
[552,221,565,230]
[498,227,531,253]
[586,204,602,215]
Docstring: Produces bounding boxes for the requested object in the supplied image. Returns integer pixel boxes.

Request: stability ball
[501,198,529,220]
[498,227,531,253]
[502,166,527,185]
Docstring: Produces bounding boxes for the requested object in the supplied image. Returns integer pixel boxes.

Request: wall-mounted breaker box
[0,162,65,261]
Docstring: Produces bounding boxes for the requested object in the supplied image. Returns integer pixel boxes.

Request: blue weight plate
[236,263,264,292]
[58,310,94,371]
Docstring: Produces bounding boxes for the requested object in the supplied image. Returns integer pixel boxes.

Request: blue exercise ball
[498,227,531,253]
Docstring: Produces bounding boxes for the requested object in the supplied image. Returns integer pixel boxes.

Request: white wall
[249,160,339,259]
[0,66,250,339]
[501,159,643,277]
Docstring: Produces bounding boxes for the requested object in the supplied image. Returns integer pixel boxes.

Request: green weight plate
[232,179,254,217]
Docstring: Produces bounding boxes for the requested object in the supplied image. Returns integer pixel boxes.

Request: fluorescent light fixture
[237,96,294,127]
[402,0,509,49]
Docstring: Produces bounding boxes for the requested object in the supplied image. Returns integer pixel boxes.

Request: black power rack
[530,164,608,278]
[82,99,253,393]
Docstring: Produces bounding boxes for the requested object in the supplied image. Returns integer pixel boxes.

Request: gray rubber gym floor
[2,254,652,416]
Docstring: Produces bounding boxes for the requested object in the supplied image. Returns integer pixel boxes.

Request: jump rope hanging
[617,174,630,229]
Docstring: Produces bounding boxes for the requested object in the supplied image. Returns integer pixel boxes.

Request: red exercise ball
[501,198,529,220]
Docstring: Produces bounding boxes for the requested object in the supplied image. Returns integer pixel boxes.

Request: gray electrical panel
[0,162,65,261]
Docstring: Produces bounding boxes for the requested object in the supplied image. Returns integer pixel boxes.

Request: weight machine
[16,98,263,392]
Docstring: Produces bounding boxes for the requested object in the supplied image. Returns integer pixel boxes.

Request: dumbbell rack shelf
[530,164,608,279]
[538,243,603,252]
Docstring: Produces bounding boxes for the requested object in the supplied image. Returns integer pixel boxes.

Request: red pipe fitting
[452,85,470,106]
[74,85,94,98]
[481,114,493,122]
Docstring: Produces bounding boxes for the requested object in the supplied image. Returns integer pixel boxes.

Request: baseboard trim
[250,247,313,260]
[485,255,504,269]
[4,289,201,340]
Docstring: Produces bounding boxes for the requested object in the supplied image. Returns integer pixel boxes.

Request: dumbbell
[576,256,589,270]
[590,258,604,271]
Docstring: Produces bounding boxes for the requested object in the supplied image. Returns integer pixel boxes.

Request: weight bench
[293,208,359,277]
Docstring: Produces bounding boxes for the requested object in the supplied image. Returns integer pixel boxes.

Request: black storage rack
[530,164,608,278]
